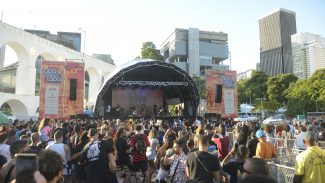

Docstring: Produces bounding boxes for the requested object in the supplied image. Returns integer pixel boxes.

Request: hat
[303,131,315,141]
[256,130,266,138]
[208,145,218,156]
[88,128,98,137]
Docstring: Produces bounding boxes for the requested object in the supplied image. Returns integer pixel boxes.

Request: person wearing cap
[79,128,117,183]
[255,130,277,159]
[293,131,325,183]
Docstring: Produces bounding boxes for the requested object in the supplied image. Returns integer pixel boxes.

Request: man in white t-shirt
[296,126,307,150]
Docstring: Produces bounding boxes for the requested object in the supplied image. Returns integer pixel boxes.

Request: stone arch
[1,41,29,67]
[1,99,29,116]
[85,67,101,103]
[34,53,57,95]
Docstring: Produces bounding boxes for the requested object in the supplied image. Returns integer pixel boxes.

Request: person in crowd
[0,140,29,183]
[13,170,47,183]
[115,128,131,183]
[146,129,160,182]
[187,139,198,153]
[45,130,71,179]
[255,130,277,159]
[38,150,64,183]
[295,126,307,150]
[164,138,187,183]
[70,131,88,183]
[240,158,269,179]
[69,124,81,183]
[38,118,51,143]
[246,131,259,158]
[221,144,248,183]
[26,132,42,154]
[128,124,150,183]
[0,133,11,162]
[79,128,117,183]
[211,124,230,160]
[155,139,174,183]
[294,131,325,183]
[186,135,221,183]
[241,174,277,183]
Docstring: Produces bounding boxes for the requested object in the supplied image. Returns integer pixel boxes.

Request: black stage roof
[94,60,199,117]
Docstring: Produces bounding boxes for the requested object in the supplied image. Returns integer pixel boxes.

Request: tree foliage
[267,73,298,104]
[192,76,206,99]
[285,69,325,117]
[246,71,269,99]
[140,42,163,61]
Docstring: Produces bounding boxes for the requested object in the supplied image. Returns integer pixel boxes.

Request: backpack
[134,134,146,154]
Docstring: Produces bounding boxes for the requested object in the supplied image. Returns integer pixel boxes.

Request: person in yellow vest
[294,131,325,183]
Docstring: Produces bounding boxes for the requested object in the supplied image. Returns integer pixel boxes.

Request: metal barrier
[268,162,295,183]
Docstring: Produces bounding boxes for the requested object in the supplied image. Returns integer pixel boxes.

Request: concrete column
[15,56,36,95]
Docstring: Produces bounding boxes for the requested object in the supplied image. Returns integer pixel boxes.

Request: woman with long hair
[146,129,160,182]
[38,118,51,142]
[115,127,131,183]
[70,131,89,183]
[155,138,174,183]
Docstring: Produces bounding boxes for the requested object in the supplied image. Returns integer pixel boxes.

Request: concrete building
[256,63,261,71]
[0,21,115,118]
[92,54,115,65]
[24,29,81,51]
[291,32,325,79]
[160,28,229,77]
[237,69,254,80]
[259,8,297,76]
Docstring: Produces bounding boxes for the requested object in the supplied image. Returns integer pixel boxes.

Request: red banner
[206,70,238,118]
[39,61,84,119]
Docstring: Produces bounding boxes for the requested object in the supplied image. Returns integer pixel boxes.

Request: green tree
[285,69,325,116]
[192,76,206,99]
[237,79,251,105]
[140,42,163,61]
[246,71,269,100]
[267,73,298,105]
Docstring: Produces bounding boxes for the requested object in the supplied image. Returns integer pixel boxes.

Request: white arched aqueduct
[0,21,115,117]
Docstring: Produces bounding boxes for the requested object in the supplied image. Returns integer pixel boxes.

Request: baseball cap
[303,131,315,141]
[256,130,266,138]
[208,145,218,156]
[88,128,98,137]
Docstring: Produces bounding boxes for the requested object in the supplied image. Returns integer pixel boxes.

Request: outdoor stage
[94,60,200,119]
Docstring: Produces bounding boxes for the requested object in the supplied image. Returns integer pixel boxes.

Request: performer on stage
[105,104,111,119]
[140,103,146,117]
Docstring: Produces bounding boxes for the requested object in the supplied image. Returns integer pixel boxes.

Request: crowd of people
[0,117,324,183]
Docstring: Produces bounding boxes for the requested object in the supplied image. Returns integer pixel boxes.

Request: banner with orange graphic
[206,70,238,118]
[39,61,84,119]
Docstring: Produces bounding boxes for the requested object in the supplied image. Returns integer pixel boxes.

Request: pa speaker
[215,85,222,103]
[70,79,77,101]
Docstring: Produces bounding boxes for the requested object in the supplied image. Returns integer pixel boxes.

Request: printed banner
[206,70,238,118]
[39,61,84,119]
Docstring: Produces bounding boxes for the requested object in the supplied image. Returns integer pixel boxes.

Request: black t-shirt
[75,143,86,180]
[223,161,244,183]
[116,137,129,166]
[79,140,115,183]
[186,151,221,183]
[246,138,259,158]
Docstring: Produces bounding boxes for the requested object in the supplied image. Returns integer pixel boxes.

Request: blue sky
[1,0,325,72]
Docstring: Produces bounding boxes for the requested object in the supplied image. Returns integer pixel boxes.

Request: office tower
[259,8,297,76]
